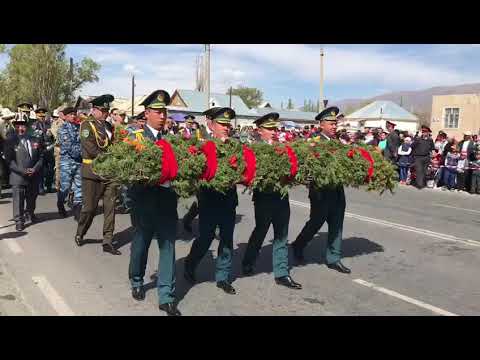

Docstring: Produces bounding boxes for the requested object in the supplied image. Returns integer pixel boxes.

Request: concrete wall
[431,94,480,140]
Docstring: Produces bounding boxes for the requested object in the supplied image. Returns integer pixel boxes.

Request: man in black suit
[383,120,400,164]
[458,131,477,191]
[3,112,44,231]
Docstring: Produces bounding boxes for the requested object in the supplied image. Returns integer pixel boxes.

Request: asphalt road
[0,184,479,316]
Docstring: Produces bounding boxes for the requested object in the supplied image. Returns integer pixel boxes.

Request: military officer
[74,94,121,255]
[32,108,55,194]
[242,113,302,289]
[57,107,82,219]
[3,112,44,231]
[127,90,181,316]
[51,109,65,191]
[412,125,434,189]
[184,107,239,295]
[291,106,351,274]
[182,107,220,233]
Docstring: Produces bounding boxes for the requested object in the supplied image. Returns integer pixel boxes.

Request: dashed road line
[353,279,458,316]
[32,276,75,316]
[289,199,480,247]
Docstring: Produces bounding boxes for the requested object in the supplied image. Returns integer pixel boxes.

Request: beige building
[431,94,480,140]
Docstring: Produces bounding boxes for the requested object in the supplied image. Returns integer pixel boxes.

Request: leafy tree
[287,98,294,110]
[228,85,263,109]
[0,44,100,110]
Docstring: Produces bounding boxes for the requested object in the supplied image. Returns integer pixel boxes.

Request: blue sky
[3,44,480,109]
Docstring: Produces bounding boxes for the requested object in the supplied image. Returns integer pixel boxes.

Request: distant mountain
[334,83,480,122]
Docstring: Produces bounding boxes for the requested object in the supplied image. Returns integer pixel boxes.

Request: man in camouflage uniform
[31,108,55,194]
[57,107,82,220]
[50,109,65,191]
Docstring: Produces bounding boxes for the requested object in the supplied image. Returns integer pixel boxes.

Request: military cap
[17,102,33,112]
[210,107,236,124]
[254,112,280,129]
[421,125,431,133]
[1,108,16,120]
[35,108,48,115]
[89,94,114,110]
[140,90,170,109]
[315,106,339,122]
[386,120,397,127]
[12,113,29,125]
[136,111,146,120]
[62,107,76,115]
[202,107,222,120]
[185,114,195,123]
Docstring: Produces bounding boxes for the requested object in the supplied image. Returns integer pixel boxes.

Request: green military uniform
[242,113,302,289]
[184,107,239,295]
[75,94,120,255]
[291,107,351,274]
[182,107,221,233]
[127,90,181,316]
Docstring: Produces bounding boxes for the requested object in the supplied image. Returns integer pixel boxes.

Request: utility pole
[205,44,211,110]
[69,57,74,104]
[319,47,325,112]
[131,74,135,117]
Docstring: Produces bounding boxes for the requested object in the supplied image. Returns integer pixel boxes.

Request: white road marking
[289,199,480,247]
[432,203,480,215]
[353,279,458,316]
[3,239,23,254]
[31,276,75,316]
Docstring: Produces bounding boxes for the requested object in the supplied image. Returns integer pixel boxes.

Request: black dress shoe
[58,206,67,218]
[159,303,181,316]
[216,281,236,295]
[15,223,24,232]
[39,189,45,196]
[184,260,196,284]
[30,214,39,224]
[131,286,145,301]
[326,261,351,274]
[242,264,254,276]
[291,243,305,263]
[275,275,302,290]
[74,235,84,247]
[103,244,122,255]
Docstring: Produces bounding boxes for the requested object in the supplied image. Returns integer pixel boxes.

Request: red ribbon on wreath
[285,145,298,179]
[154,139,178,184]
[242,145,256,186]
[347,147,375,181]
[200,141,218,181]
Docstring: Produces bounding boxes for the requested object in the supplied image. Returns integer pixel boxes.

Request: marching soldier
[182,107,220,233]
[184,107,239,295]
[74,94,121,255]
[51,109,66,191]
[0,108,16,198]
[32,108,55,194]
[3,112,44,231]
[291,106,351,274]
[57,107,82,219]
[127,90,181,316]
[241,113,302,289]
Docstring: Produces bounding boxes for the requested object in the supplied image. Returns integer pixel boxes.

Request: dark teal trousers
[242,191,290,278]
[293,186,345,264]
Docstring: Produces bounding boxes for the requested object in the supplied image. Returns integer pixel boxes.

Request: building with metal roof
[346,100,419,133]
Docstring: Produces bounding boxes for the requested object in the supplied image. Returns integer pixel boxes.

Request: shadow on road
[113,226,134,249]
[0,231,28,240]
[0,200,10,205]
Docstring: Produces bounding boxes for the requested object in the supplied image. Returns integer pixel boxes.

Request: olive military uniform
[75,95,119,254]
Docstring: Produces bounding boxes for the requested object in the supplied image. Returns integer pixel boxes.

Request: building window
[444,108,459,128]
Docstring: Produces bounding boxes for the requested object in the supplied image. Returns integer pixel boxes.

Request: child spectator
[442,144,460,191]
[456,152,469,192]
[430,150,443,188]
[398,137,413,184]
[469,152,480,194]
